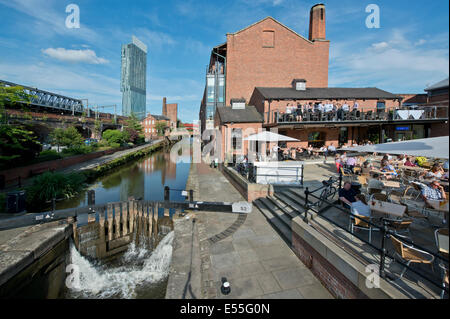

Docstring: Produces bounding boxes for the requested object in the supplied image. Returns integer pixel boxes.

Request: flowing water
[58,145,191,299]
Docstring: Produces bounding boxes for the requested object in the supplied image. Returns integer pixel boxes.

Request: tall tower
[309,3,326,41]
[121,36,147,120]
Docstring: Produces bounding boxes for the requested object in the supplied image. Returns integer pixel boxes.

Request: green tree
[50,126,84,151]
[155,121,167,136]
[0,125,42,169]
[102,129,128,147]
[0,85,34,124]
[124,113,144,144]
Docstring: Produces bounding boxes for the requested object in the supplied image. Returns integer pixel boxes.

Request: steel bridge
[0,79,84,114]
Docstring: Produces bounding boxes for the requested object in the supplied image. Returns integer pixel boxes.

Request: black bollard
[164,186,170,201]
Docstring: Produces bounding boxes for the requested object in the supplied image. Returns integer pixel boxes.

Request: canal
[60,145,191,299]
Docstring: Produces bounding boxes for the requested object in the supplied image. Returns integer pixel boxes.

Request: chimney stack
[162,97,167,115]
[309,4,326,41]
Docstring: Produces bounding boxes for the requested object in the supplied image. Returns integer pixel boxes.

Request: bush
[26,172,86,211]
[50,127,84,149]
[34,150,62,163]
[0,125,42,169]
[62,145,96,155]
[102,129,128,146]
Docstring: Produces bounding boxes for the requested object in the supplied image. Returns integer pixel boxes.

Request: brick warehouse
[199,3,329,133]
[199,3,448,161]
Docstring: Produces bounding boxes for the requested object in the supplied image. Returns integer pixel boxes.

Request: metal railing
[266,105,449,124]
[232,162,304,186]
[302,172,449,295]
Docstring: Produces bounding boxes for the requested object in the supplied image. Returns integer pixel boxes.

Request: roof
[216,105,264,124]
[254,87,401,100]
[146,114,170,121]
[226,17,315,45]
[425,78,449,92]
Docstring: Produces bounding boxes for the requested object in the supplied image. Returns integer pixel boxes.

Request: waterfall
[67,231,174,299]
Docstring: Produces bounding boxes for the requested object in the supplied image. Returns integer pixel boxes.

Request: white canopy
[339,136,449,159]
[244,131,299,142]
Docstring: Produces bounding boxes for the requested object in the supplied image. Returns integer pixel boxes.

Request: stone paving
[166,162,333,299]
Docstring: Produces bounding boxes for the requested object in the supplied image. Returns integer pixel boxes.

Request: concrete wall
[220,165,273,202]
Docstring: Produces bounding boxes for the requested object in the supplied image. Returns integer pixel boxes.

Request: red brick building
[200,3,330,133]
[162,97,178,130]
[141,114,170,141]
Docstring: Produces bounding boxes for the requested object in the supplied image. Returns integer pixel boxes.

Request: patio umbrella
[244,131,299,142]
[339,136,449,159]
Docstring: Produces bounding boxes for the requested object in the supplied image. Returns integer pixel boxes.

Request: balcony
[265,106,448,126]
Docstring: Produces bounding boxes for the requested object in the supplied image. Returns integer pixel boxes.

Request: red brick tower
[309,3,326,41]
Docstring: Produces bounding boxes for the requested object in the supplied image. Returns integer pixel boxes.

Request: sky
[0,0,448,123]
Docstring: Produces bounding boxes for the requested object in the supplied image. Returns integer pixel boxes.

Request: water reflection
[57,150,191,210]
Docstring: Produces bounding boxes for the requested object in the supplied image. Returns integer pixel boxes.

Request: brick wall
[292,230,368,299]
[225,17,329,105]
[0,147,124,186]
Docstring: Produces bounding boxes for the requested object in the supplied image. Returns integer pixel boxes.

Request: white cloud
[42,48,109,64]
[329,29,449,92]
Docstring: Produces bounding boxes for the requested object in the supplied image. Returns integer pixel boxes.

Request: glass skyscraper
[121,36,147,120]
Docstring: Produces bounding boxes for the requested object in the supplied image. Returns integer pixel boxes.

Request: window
[308,131,326,148]
[232,129,242,150]
[207,76,215,103]
[262,30,275,48]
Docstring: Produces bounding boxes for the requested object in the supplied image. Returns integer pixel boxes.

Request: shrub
[26,172,86,211]
[0,125,42,169]
[62,145,96,155]
[34,150,62,162]
[102,129,128,146]
[50,126,84,149]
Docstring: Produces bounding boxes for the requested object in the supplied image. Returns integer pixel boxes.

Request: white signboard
[232,202,252,214]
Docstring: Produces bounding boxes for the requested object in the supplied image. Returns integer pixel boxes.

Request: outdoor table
[383,181,401,188]
[369,199,407,218]
[427,199,449,212]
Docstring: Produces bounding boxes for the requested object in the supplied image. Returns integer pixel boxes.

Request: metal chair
[385,218,414,242]
[349,214,379,244]
[390,236,435,279]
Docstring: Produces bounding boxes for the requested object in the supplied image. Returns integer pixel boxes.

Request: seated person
[327,143,336,155]
[346,156,357,173]
[381,160,398,179]
[339,182,357,209]
[425,163,444,179]
[421,180,447,207]
[404,157,416,167]
[361,161,373,175]
[351,194,371,217]
[368,173,384,191]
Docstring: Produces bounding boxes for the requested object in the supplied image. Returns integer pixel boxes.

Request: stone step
[254,199,292,245]
[267,195,299,220]
[259,197,292,228]
[273,192,305,218]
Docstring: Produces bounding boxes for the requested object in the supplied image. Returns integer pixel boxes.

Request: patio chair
[370,193,389,202]
[385,218,414,242]
[368,188,382,196]
[435,228,449,257]
[438,263,449,299]
[349,214,379,244]
[390,236,435,279]
[364,110,374,120]
[357,175,368,193]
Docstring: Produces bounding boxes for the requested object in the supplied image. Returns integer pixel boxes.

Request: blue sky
[0,0,448,123]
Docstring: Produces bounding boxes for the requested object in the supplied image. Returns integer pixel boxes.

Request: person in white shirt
[351,194,371,217]
[353,102,359,110]
[342,103,350,112]
[317,103,324,112]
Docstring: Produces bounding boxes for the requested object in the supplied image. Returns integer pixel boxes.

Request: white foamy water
[67,231,174,299]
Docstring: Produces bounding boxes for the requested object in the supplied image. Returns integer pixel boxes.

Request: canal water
[61,145,191,299]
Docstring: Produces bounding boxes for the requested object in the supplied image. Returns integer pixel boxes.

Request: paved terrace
[166,161,333,299]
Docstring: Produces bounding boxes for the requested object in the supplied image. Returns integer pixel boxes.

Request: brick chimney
[309,4,326,41]
[162,97,167,115]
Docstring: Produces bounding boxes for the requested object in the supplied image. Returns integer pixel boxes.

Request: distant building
[141,114,170,140]
[162,97,178,129]
[199,4,330,132]
[121,36,147,120]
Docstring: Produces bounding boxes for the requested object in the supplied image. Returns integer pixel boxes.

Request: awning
[244,131,299,142]
[339,136,449,159]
